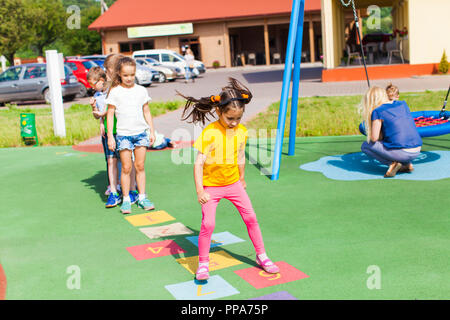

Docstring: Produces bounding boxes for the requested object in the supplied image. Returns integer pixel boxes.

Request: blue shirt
[371,100,422,149]
[94,91,107,113]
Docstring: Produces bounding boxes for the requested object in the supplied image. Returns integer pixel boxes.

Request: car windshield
[82,60,98,69]
[173,52,185,60]
[64,65,73,76]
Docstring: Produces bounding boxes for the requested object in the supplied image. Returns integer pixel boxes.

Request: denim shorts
[101,134,118,159]
[116,131,150,151]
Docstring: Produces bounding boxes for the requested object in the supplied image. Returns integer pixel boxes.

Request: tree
[25,0,67,56]
[62,5,103,56]
[0,0,34,64]
[438,50,449,74]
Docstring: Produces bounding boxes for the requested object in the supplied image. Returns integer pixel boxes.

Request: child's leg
[107,157,118,193]
[198,187,222,263]
[101,135,110,191]
[119,149,133,198]
[224,181,265,255]
[133,146,147,195]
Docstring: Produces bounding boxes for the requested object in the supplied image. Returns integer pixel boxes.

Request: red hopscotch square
[126,240,186,261]
[234,261,309,289]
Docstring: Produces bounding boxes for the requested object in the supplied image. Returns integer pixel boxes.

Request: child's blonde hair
[361,86,389,142]
[386,83,399,100]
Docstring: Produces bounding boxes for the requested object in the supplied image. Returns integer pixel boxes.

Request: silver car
[0,63,82,105]
[135,58,179,82]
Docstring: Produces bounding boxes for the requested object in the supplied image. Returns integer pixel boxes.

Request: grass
[245,90,449,137]
[1,90,447,147]
[0,100,184,148]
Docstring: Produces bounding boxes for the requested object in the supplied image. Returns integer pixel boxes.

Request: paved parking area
[9,63,450,140]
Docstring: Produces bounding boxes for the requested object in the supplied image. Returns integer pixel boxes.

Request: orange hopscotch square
[125,210,175,227]
[176,250,243,274]
[234,261,309,289]
[126,240,186,260]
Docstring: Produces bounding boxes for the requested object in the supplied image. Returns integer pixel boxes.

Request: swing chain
[340,0,359,26]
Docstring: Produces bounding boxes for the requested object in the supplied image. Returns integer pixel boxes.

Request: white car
[135,58,179,82]
[132,49,205,77]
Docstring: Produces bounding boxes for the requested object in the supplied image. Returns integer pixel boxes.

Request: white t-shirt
[105,84,151,136]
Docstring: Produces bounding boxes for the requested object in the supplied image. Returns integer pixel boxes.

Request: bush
[438,50,449,74]
[212,60,220,69]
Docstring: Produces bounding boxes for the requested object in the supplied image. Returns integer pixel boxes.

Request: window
[68,63,78,71]
[119,40,155,53]
[162,54,181,62]
[82,61,97,70]
[0,67,22,81]
[148,54,160,61]
[24,66,46,79]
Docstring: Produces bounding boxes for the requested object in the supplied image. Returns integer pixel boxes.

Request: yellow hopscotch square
[125,210,175,227]
[176,250,243,274]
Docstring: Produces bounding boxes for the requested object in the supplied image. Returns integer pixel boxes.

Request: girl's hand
[107,135,116,151]
[149,131,156,146]
[92,110,101,119]
[240,179,247,189]
[197,191,210,205]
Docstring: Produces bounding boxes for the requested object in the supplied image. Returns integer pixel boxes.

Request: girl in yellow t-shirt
[178,78,279,280]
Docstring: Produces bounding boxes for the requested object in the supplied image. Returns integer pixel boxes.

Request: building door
[179,38,201,60]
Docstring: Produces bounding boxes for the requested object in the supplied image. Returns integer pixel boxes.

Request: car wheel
[158,72,166,83]
[43,88,51,104]
[76,85,87,98]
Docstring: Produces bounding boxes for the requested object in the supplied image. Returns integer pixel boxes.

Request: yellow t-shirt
[193,121,248,187]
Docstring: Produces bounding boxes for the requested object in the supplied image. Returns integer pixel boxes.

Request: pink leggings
[198,180,265,263]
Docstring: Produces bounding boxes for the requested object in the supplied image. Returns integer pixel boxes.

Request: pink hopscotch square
[126,240,186,261]
[234,261,309,289]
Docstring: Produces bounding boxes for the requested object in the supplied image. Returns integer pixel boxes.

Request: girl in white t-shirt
[105,57,156,214]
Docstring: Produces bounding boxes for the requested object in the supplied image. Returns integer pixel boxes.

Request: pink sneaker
[195,265,209,280]
[256,255,280,274]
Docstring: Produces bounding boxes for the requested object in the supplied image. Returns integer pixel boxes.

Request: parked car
[65,58,99,97]
[81,55,106,70]
[0,63,82,105]
[135,57,179,82]
[132,49,206,77]
[135,63,157,86]
[80,54,158,86]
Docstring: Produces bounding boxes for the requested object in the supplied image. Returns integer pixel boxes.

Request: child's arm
[93,110,107,119]
[106,105,116,151]
[194,151,210,204]
[238,143,246,189]
[99,120,105,137]
[142,103,156,145]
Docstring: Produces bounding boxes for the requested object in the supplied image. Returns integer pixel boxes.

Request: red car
[65,58,98,97]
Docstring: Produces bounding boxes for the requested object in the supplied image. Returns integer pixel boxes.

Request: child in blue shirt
[88,66,122,207]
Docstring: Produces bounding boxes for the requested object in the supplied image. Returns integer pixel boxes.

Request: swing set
[271,0,450,180]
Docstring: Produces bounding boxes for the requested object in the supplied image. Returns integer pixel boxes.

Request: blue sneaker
[137,198,155,211]
[105,192,121,208]
[120,200,132,214]
[130,190,139,204]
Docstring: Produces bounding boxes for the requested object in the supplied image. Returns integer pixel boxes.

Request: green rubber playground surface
[0,135,449,300]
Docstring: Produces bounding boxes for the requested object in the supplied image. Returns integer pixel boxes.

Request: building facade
[89,0,322,68]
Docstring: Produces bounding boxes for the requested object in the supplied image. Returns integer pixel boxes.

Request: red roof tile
[89,0,321,30]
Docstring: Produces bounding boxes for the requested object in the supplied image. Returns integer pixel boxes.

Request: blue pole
[288,0,305,156]
[271,0,301,181]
